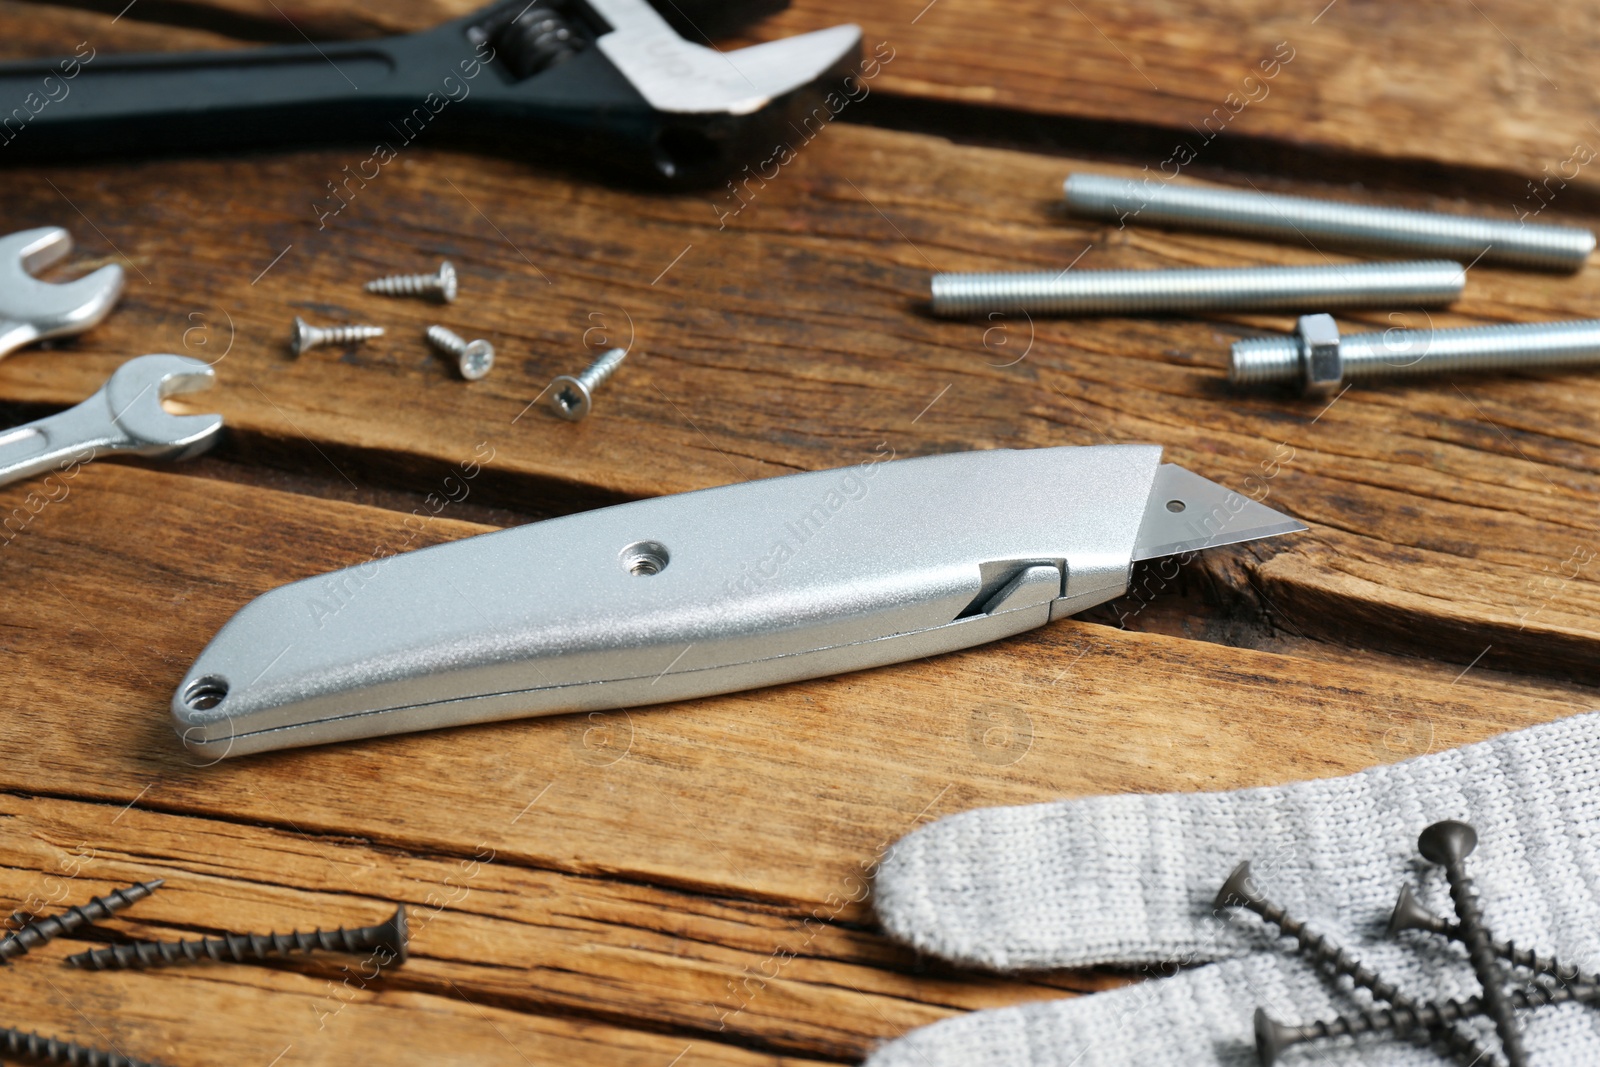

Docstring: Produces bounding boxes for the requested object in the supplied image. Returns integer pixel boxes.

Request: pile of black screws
[1216,819,1600,1067]
[1,876,410,1066]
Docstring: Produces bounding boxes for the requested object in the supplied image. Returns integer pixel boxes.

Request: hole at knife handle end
[183,676,229,711]
[621,541,669,576]
[1166,499,1186,513]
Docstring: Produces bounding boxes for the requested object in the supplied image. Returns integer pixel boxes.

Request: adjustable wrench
[0,355,222,490]
[0,227,124,359]
[0,0,861,186]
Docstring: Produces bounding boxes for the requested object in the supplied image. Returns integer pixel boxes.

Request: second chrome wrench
[0,354,223,489]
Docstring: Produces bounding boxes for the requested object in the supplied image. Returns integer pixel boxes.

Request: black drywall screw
[0,880,163,963]
[1217,862,1493,1067]
[67,904,407,971]
[1419,821,1527,1067]
[1257,980,1600,1064]
[0,1022,167,1067]
[1390,883,1594,984]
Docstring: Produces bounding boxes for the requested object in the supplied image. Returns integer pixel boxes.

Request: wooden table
[1,2,1597,1063]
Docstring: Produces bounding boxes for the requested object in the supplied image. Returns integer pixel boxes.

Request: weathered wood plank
[1,463,1588,884]
[1,791,1090,1062]
[2,463,1593,1056]
[37,0,1600,188]
[1,116,1596,679]
[1,462,1592,1055]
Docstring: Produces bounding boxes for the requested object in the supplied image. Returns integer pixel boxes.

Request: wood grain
[1,118,1596,681]
[2,1,1599,1064]
[39,0,1600,192]
[0,463,1591,1062]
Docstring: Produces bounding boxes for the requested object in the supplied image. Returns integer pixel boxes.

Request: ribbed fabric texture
[867,711,1600,1066]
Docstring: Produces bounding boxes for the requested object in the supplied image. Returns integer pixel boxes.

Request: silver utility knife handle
[173,445,1302,758]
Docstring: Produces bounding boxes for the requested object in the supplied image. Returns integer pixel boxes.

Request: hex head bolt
[1216,862,1493,1067]
[66,904,407,971]
[425,325,495,381]
[1390,883,1593,984]
[1063,173,1597,273]
[547,347,627,421]
[0,879,163,962]
[366,260,458,303]
[1232,314,1600,396]
[290,316,385,357]
[1418,821,1527,1067]
[928,259,1465,318]
[0,1022,169,1067]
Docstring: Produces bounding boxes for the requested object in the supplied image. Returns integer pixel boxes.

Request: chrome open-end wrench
[0,354,222,489]
[0,227,124,359]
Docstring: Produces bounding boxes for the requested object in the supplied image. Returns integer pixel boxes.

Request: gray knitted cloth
[866,710,1600,1066]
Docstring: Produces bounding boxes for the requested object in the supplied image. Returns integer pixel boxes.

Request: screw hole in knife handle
[172,445,1304,759]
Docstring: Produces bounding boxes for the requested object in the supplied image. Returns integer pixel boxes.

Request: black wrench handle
[0,33,465,158]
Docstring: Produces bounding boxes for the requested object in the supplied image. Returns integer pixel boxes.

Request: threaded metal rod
[0,1022,168,1067]
[1232,318,1600,387]
[0,879,162,962]
[1064,173,1595,273]
[929,259,1464,317]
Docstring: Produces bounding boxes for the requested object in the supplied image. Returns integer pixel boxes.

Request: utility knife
[173,445,1304,758]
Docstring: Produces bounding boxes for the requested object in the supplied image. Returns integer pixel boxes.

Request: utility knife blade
[173,445,1304,758]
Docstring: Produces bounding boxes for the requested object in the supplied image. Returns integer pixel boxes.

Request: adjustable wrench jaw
[0,227,125,358]
[0,0,862,187]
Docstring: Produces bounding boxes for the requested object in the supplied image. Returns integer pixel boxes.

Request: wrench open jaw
[0,354,223,490]
[0,227,125,359]
[0,0,862,186]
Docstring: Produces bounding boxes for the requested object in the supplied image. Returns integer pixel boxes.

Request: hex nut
[1296,313,1343,396]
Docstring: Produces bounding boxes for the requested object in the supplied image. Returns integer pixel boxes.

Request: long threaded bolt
[1,1023,168,1067]
[67,904,407,971]
[1216,862,1494,1066]
[366,260,457,302]
[1418,821,1527,1067]
[1257,981,1600,1065]
[290,316,384,357]
[425,325,495,381]
[1063,173,1595,273]
[0,880,163,962]
[929,259,1465,318]
[547,347,627,421]
[1232,314,1600,395]
[1390,884,1594,984]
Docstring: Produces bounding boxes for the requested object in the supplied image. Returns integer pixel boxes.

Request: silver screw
[1232,314,1600,395]
[929,260,1464,318]
[425,325,495,381]
[1064,173,1595,273]
[290,316,384,356]
[366,260,458,302]
[547,347,627,421]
